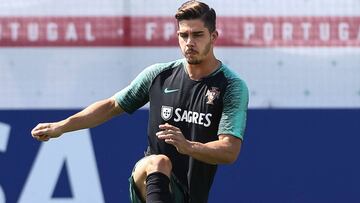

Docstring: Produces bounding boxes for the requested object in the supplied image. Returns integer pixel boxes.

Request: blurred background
[0,0,359,202]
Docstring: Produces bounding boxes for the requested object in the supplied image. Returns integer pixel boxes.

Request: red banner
[0,16,359,47]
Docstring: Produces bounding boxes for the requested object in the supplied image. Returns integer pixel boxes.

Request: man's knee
[146,155,172,177]
[131,155,172,201]
[133,155,172,178]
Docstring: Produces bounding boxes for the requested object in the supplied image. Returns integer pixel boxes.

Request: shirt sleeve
[218,78,249,140]
[114,64,160,114]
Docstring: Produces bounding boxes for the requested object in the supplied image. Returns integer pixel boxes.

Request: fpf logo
[206,87,220,105]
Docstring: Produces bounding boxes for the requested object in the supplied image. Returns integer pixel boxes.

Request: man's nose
[186,36,195,46]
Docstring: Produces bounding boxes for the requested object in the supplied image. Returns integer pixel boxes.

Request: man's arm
[156,123,241,165]
[31,97,123,141]
[186,134,241,164]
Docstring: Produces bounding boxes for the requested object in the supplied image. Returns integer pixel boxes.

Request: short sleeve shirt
[115,59,249,203]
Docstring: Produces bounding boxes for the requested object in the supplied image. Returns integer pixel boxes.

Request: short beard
[186,58,201,64]
[185,41,211,65]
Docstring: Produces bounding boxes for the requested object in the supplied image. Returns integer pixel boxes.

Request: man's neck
[186,57,220,81]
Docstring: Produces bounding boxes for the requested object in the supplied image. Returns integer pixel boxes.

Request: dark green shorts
[129,173,187,203]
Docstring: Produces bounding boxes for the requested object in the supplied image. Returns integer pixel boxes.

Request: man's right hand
[30,97,123,142]
[31,122,63,142]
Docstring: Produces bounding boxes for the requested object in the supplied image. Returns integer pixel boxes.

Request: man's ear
[211,30,219,42]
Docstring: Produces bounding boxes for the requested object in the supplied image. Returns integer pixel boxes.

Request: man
[31,1,249,202]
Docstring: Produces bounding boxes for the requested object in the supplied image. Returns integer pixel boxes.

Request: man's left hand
[156,123,191,155]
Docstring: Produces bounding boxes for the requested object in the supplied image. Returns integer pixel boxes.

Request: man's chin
[186,57,201,65]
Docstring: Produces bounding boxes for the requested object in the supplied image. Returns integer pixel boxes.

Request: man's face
[177,19,216,65]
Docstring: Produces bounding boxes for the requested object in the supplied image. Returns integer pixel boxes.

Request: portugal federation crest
[206,87,220,105]
[161,106,173,121]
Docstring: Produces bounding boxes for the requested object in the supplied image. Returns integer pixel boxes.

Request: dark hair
[175,1,216,33]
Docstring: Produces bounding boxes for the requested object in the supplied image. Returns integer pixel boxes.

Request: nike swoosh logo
[164,88,179,94]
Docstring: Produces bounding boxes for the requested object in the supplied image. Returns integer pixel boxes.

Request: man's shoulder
[148,58,185,73]
[219,63,247,86]
[137,59,185,83]
[219,64,239,79]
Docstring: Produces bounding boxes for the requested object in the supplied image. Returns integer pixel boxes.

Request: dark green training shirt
[115,58,248,203]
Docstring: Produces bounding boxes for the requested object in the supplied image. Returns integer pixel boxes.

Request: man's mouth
[185,50,197,55]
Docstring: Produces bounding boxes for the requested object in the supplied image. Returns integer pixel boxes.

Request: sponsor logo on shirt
[161,106,212,127]
[164,88,179,94]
